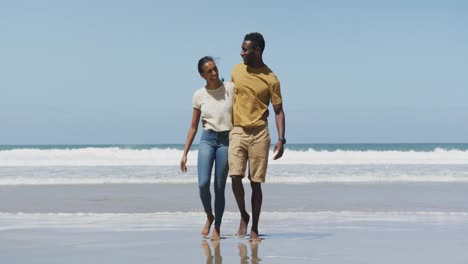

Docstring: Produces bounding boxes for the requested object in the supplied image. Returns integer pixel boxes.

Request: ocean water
[1,143,467,185]
[2,144,468,264]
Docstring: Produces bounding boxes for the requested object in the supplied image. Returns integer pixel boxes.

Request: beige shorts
[228,125,271,183]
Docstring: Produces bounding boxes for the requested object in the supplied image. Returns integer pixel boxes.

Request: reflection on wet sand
[238,241,262,264]
[200,239,262,264]
[201,240,222,264]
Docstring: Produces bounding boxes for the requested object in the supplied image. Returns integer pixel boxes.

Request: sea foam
[0,147,467,166]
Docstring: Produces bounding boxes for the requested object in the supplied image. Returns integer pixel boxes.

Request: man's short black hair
[244,32,265,52]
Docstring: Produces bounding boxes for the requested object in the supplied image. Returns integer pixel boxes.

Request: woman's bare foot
[201,214,215,238]
[236,214,250,238]
[211,225,221,240]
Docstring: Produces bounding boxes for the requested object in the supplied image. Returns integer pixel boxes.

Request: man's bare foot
[236,214,250,238]
[211,225,221,240]
[249,230,261,243]
[201,214,214,238]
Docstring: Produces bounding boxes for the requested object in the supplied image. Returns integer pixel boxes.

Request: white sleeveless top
[192,81,234,132]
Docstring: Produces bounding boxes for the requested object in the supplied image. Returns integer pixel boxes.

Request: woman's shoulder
[223,81,235,92]
[192,87,207,102]
[193,86,207,96]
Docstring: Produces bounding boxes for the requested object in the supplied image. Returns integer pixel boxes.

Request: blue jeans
[198,129,229,227]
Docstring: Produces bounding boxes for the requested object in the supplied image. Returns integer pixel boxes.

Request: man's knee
[250,181,262,190]
[230,175,243,182]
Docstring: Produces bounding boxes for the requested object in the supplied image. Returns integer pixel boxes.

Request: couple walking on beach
[180,32,286,241]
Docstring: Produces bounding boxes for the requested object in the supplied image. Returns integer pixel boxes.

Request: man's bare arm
[272,103,285,160]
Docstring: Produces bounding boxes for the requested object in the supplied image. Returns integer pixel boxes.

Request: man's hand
[273,141,284,160]
[201,118,207,128]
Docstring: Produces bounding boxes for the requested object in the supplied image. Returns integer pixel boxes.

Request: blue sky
[1,0,467,144]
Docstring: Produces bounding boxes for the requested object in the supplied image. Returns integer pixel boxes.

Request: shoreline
[2,210,468,263]
[2,182,468,213]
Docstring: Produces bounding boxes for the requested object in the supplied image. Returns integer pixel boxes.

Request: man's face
[240,40,257,65]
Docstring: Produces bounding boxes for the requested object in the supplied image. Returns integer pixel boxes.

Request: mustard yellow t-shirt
[231,63,282,127]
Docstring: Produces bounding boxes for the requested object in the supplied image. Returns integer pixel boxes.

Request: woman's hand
[180,156,188,173]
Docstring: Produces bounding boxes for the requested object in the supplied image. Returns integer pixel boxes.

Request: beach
[4,1,468,262]
[2,183,468,263]
[2,210,468,263]
[2,182,468,213]
[1,144,468,263]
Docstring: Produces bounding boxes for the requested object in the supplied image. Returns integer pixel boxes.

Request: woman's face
[200,61,219,82]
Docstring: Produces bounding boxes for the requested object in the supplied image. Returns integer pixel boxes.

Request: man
[229,32,286,242]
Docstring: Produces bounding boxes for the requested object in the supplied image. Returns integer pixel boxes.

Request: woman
[180,56,234,240]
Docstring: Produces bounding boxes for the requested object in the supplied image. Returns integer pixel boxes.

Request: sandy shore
[2,211,468,263]
[2,183,468,263]
[1,182,468,213]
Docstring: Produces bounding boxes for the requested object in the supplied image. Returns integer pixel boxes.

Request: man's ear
[255,46,263,55]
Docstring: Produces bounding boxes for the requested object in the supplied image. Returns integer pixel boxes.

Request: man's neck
[248,58,265,68]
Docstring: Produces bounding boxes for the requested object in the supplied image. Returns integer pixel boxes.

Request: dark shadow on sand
[259,232,332,240]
